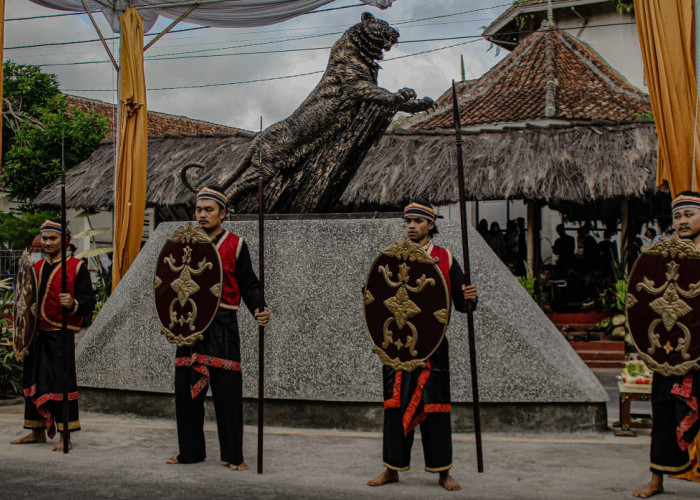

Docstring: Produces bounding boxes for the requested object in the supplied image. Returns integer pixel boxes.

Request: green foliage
[518,275,536,296]
[0,210,59,249]
[616,0,634,15]
[514,13,535,30]
[1,61,110,205]
[0,287,22,398]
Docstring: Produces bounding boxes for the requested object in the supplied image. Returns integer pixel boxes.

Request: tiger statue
[182,12,434,212]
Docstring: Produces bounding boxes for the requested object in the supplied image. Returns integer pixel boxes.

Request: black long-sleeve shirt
[449,257,477,314]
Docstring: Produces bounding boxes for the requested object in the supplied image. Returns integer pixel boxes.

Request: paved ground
[0,371,696,499]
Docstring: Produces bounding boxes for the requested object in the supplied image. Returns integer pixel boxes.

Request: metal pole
[257,117,265,474]
[60,132,70,454]
[451,81,484,472]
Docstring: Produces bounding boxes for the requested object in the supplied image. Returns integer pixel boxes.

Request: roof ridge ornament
[544,24,558,118]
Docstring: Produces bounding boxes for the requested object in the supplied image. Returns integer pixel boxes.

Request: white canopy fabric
[30,0,395,32]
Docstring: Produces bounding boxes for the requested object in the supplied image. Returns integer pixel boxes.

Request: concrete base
[77,387,607,433]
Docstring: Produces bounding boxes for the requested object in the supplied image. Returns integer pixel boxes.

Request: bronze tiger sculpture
[182,12,435,212]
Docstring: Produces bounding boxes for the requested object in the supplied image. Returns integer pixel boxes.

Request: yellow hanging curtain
[634,0,700,196]
[112,7,148,291]
[0,0,6,166]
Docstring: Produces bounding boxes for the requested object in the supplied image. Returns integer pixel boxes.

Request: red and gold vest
[428,243,452,296]
[216,231,244,310]
[34,256,85,331]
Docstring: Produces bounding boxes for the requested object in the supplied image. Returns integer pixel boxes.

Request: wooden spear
[257,117,266,474]
[60,131,71,454]
[451,80,483,472]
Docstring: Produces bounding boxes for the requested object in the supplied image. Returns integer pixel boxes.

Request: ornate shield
[363,239,451,372]
[626,234,700,376]
[12,250,38,361]
[153,223,223,346]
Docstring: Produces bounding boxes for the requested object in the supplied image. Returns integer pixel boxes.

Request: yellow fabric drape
[670,432,700,482]
[634,0,700,196]
[112,8,148,291]
[1,0,6,165]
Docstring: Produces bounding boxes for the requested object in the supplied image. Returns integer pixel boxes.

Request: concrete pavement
[0,400,698,499]
[0,371,696,499]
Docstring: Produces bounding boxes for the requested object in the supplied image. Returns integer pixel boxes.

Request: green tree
[1,61,110,205]
[0,210,58,249]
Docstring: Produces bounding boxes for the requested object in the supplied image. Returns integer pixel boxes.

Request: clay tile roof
[398,25,650,131]
[65,94,249,138]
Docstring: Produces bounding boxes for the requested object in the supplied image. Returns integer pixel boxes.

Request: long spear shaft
[451,80,483,472]
[257,117,266,474]
[60,131,70,454]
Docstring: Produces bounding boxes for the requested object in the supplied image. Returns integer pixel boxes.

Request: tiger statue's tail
[179,145,255,195]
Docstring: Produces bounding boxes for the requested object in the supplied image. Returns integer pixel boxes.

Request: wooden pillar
[620,199,629,255]
[526,201,542,271]
[527,201,535,271]
[469,201,477,227]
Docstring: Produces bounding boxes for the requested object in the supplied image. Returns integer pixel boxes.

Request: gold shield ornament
[12,250,38,361]
[153,223,223,346]
[363,239,451,372]
[626,233,700,376]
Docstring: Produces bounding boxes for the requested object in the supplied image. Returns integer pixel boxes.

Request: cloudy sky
[4,0,509,131]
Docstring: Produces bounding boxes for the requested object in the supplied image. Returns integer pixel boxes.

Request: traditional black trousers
[382,339,453,472]
[22,330,80,438]
[175,310,243,465]
[650,371,700,476]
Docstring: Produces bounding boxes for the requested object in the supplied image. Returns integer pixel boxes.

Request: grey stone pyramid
[76,218,608,430]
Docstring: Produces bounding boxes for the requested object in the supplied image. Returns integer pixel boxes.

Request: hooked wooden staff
[60,132,71,454]
[257,117,266,474]
[451,80,483,472]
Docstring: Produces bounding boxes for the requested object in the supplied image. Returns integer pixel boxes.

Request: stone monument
[76,216,608,431]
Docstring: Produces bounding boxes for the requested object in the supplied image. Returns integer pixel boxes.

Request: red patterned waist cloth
[383,361,451,436]
[24,383,78,439]
[176,353,242,399]
[671,373,700,451]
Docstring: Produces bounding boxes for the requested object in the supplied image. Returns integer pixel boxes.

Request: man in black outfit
[166,186,269,471]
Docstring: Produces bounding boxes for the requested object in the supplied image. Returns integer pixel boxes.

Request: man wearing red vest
[10,220,94,451]
[166,186,270,471]
[368,201,477,491]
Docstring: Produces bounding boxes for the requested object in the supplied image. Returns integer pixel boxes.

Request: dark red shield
[13,250,38,361]
[363,239,451,372]
[626,234,700,376]
[153,223,222,346]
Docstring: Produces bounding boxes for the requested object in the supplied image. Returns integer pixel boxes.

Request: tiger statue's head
[346,12,400,61]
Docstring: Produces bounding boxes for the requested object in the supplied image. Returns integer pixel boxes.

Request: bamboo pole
[451,81,484,473]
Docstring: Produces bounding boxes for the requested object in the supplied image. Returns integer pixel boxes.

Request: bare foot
[228,462,248,471]
[439,472,462,491]
[165,456,179,464]
[633,473,664,498]
[10,431,46,445]
[633,482,664,498]
[51,438,72,452]
[367,468,399,487]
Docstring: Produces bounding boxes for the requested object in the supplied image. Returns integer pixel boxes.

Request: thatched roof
[33,134,254,211]
[34,120,658,211]
[341,120,658,207]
